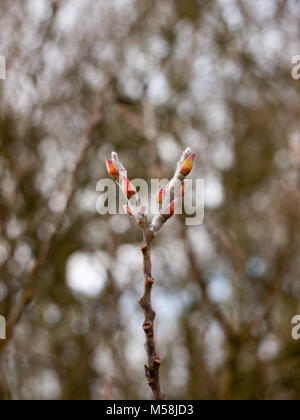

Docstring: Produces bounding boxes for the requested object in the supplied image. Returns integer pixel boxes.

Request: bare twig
[138,218,164,400]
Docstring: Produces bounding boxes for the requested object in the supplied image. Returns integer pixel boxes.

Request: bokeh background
[1,0,300,400]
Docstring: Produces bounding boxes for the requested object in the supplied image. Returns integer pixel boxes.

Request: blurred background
[1,0,300,400]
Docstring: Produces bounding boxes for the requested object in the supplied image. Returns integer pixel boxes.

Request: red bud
[162,199,177,220]
[180,153,195,176]
[123,176,137,200]
[156,186,165,204]
[106,159,119,180]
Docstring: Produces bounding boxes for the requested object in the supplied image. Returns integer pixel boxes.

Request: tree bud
[105,159,119,180]
[122,176,137,199]
[156,186,165,204]
[180,153,195,176]
[162,199,177,220]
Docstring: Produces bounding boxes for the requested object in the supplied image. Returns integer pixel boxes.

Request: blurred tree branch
[0,89,107,354]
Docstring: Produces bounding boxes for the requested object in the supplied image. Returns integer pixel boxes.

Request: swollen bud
[123,176,137,200]
[156,186,165,204]
[180,153,195,177]
[106,159,119,181]
[162,199,177,220]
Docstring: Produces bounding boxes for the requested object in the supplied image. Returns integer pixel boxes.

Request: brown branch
[184,233,235,339]
[138,218,164,400]
[241,219,295,338]
[107,147,195,400]
[109,151,165,400]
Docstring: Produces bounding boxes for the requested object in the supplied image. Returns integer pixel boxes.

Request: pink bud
[162,199,177,220]
[105,159,119,180]
[123,176,137,200]
[180,153,195,177]
[156,186,165,204]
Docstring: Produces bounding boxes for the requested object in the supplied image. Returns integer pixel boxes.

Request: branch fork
[106,147,195,400]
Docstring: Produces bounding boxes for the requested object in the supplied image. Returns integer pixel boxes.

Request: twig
[150,147,194,233]
[106,148,195,400]
[138,218,164,400]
